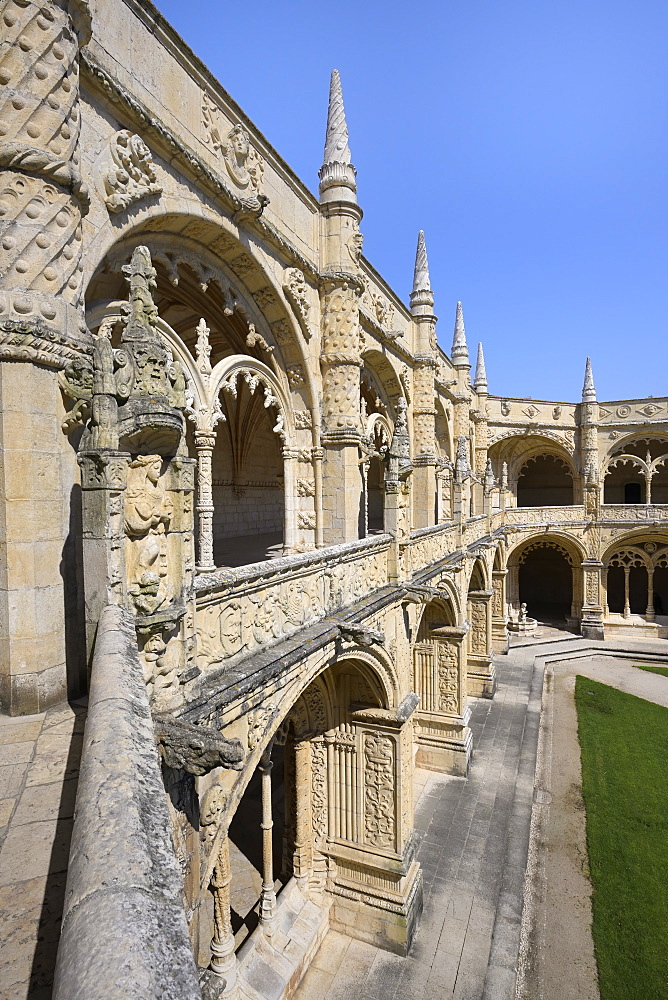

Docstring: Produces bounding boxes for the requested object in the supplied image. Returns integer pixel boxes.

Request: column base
[467,656,496,699]
[326,844,423,955]
[492,619,508,652]
[414,711,472,776]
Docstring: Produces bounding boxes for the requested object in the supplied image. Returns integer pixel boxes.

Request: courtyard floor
[1,633,668,1000]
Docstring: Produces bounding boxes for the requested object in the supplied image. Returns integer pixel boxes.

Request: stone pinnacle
[582,357,596,403]
[451,301,469,365]
[319,69,357,202]
[410,230,434,313]
[474,342,488,392]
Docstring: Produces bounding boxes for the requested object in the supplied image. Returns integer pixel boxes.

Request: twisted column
[210,833,238,995]
[0,0,91,363]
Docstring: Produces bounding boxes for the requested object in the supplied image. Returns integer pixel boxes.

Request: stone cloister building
[2,1,668,996]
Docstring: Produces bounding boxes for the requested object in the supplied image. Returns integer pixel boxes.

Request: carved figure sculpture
[125,455,174,613]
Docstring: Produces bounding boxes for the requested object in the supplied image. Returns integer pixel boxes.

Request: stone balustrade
[53,605,200,1000]
[194,534,392,671]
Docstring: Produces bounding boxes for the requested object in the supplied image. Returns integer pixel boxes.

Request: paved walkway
[295,643,544,1000]
[0,700,86,1000]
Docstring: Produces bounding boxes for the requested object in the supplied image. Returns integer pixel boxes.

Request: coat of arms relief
[202,94,267,214]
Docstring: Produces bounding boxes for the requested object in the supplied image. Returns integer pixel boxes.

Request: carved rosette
[0,0,91,359]
[320,274,362,438]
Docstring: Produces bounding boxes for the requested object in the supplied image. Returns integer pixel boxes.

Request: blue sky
[153,0,668,403]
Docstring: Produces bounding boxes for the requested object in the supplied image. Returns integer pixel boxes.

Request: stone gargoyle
[154,715,244,775]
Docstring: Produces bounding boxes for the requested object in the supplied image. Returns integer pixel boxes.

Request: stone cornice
[80,52,320,282]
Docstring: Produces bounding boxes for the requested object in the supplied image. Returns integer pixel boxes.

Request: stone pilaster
[581,559,605,640]
[467,589,496,698]
[413,624,472,775]
[491,568,508,649]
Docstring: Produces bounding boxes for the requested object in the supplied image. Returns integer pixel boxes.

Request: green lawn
[575,677,668,1000]
[632,663,668,678]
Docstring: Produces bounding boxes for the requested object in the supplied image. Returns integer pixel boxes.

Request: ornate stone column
[410,232,438,529]
[0,0,92,714]
[319,273,364,544]
[210,833,238,995]
[292,738,312,885]
[580,358,600,506]
[282,446,298,554]
[194,430,216,572]
[259,743,277,934]
[581,559,605,639]
[318,70,365,545]
[0,0,91,351]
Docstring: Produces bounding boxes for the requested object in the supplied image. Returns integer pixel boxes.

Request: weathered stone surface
[53,605,200,1000]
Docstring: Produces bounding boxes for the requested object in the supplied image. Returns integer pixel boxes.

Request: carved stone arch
[467,557,490,592]
[434,397,453,462]
[211,354,295,445]
[364,412,393,464]
[506,530,586,569]
[361,349,405,417]
[415,598,456,640]
[423,575,463,623]
[601,530,668,567]
[604,431,668,465]
[488,433,576,484]
[493,541,506,572]
[487,428,576,457]
[83,211,316,414]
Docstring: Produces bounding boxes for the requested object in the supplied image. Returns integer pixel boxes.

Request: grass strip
[575,677,668,1000]
[632,663,668,678]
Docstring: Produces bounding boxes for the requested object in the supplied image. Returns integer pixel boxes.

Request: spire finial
[319,69,357,203]
[451,301,469,365]
[410,230,434,314]
[474,342,488,392]
[582,356,596,403]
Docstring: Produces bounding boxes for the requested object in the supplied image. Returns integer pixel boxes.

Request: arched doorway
[518,541,573,622]
[466,560,495,697]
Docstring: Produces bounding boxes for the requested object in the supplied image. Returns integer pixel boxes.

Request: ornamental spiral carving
[0,0,90,351]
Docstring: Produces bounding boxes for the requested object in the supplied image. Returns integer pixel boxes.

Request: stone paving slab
[0,700,85,1000]
[294,645,542,1000]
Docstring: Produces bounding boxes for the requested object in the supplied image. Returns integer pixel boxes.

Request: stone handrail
[53,605,201,1000]
[194,534,392,671]
[599,504,668,521]
[502,505,586,525]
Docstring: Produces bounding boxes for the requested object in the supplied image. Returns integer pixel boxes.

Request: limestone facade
[2,0,668,993]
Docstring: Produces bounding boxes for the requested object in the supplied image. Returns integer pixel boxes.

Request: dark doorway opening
[519,546,573,621]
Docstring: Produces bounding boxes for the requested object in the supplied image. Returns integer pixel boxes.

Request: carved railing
[408,522,459,569]
[502,505,586,526]
[599,504,668,522]
[53,605,200,1000]
[194,534,391,671]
